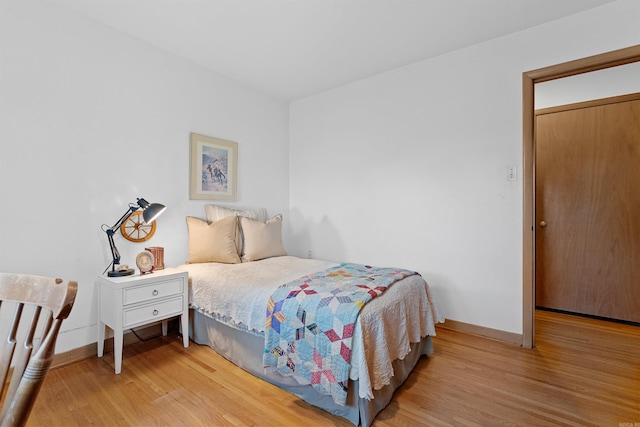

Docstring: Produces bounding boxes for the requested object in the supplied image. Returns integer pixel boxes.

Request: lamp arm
[106,228,121,267]
[108,205,138,233]
[105,205,138,271]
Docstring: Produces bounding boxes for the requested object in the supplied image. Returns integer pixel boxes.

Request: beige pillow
[240,214,287,262]
[204,204,268,254]
[186,216,241,264]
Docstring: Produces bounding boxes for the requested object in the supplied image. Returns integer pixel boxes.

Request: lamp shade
[137,198,167,223]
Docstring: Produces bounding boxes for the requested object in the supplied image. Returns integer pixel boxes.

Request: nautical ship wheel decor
[120,211,157,242]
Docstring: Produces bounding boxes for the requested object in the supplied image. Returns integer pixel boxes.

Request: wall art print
[190,133,237,200]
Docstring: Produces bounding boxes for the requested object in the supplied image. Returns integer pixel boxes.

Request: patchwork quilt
[263,263,417,405]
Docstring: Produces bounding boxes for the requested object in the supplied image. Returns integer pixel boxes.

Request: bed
[176,205,444,426]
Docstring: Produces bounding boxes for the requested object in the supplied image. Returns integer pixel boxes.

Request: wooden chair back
[0,273,77,427]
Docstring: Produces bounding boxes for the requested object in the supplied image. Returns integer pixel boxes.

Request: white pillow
[205,204,268,222]
[240,214,287,262]
[205,204,268,254]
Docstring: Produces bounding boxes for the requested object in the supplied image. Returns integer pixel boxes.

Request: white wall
[1,0,638,353]
[0,0,289,352]
[289,0,640,334]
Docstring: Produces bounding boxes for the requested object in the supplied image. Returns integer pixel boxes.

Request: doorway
[522,45,640,348]
[535,94,640,322]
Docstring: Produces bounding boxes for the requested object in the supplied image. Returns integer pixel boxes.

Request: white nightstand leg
[181,314,189,347]
[114,330,123,374]
[161,319,168,336]
[97,322,105,357]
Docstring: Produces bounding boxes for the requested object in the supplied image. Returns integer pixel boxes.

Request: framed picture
[190,133,238,200]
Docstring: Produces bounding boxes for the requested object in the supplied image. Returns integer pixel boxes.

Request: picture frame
[190,133,238,200]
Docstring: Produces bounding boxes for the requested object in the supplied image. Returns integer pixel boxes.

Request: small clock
[136,250,155,274]
[121,211,157,242]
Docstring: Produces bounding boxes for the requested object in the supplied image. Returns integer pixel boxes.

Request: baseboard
[437,319,523,347]
[54,319,523,368]
[52,323,164,368]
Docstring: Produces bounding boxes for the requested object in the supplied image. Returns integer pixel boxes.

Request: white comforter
[178,256,443,400]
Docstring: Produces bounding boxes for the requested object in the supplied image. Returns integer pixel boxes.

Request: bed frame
[189,309,433,426]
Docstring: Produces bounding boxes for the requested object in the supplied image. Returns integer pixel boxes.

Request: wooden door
[535,93,640,323]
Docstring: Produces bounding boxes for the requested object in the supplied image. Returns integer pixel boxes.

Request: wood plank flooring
[26,311,639,426]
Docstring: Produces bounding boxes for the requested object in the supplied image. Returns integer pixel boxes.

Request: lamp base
[108,268,135,277]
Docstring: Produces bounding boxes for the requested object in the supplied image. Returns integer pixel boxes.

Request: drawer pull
[152,290,159,296]
[153,309,159,316]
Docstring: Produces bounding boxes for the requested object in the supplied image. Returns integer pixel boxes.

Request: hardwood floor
[27,311,639,426]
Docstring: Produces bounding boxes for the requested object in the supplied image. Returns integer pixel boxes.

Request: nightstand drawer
[123,278,183,306]
[123,296,183,328]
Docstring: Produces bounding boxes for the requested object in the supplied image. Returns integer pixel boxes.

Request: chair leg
[0,319,62,427]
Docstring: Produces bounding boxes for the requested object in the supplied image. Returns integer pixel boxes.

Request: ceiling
[47,0,618,101]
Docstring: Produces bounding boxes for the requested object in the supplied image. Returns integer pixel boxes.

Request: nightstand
[97,268,189,374]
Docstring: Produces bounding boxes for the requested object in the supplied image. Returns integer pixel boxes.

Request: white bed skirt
[189,308,433,426]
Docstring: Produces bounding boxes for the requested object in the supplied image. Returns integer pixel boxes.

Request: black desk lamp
[102,197,166,277]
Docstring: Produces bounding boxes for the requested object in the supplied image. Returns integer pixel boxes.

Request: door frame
[521,44,640,349]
